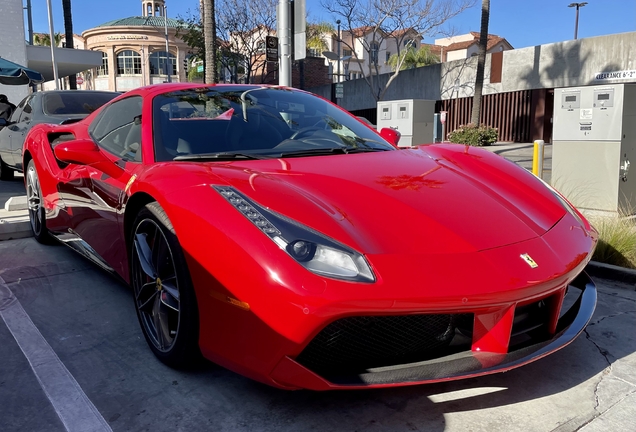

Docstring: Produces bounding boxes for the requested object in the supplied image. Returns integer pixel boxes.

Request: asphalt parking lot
[3,143,636,432]
[1,236,634,432]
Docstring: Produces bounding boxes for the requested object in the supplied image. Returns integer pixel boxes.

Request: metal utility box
[376,99,435,147]
[553,83,636,214]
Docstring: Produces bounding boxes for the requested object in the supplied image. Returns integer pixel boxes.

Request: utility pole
[277,0,291,86]
[24,0,33,44]
[45,0,59,89]
[336,20,341,83]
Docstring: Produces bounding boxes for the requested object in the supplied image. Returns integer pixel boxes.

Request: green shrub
[447,123,498,147]
[589,214,636,269]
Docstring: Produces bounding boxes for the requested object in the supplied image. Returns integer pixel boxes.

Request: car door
[8,95,36,166]
[0,95,29,167]
[70,96,142,273]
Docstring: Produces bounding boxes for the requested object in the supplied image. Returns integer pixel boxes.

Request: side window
[19,97,35,123]
[10,95,30,122]
[89,96,142,161]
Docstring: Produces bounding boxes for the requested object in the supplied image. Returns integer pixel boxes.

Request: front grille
[296,314,472,376]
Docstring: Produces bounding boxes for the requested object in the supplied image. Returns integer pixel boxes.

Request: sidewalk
[0,174,30,240]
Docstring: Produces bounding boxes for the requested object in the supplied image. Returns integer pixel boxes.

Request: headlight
[213,185,375,282]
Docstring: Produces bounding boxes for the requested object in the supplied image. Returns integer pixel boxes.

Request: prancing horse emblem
[520,253,538,268]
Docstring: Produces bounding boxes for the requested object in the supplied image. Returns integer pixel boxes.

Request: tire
[130,202,201,368]
[25,160,51,243]
[0,156,14,181]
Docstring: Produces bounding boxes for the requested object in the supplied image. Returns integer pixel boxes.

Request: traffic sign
[76,76,84,85]
[440,111,447,124]
[335,83,344,99]
[266,36,278,62]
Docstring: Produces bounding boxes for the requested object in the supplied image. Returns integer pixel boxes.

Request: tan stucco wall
[82,24,190,91]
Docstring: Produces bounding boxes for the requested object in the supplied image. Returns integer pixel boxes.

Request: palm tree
[62,0,77,89]
[297,22,334,89]
[306,22,334,55]
[471,0,490,125]
[33,32,63,47]
[203,0,217,83]
[387,45,439,71]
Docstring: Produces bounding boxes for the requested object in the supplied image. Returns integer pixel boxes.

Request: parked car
[0,90,119,179]
[22,83,597,390]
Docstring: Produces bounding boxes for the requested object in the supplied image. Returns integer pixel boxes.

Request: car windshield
[43,91,118,116]
[152,86,395,162]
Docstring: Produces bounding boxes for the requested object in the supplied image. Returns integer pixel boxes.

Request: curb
[0,209,32,241]
[585,261,636,287]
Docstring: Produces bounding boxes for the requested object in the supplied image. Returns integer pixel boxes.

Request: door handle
[620,154,630,182]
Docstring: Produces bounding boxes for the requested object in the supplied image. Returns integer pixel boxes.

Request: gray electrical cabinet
[376,99,435,147]
[552,83,636,214]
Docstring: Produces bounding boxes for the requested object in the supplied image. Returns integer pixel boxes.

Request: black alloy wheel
[26,160,50,243]
[0,156,14,181]
[130,202,200,367]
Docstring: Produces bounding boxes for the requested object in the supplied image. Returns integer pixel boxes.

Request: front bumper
[269,271,596,390]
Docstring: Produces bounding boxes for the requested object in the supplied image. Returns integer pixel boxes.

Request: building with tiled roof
[81,0,191,92]
[329,26,423,81]
[432,32,513,62]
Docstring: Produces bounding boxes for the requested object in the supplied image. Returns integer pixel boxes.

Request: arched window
[97,51,108,76]
[117,50,141,75]
[149,51,176,76]
[370,42,379,65]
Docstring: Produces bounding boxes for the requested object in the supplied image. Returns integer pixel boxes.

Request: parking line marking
[0,277,112,432]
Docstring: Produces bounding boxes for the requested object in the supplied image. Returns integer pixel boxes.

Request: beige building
[82,0,189,92]
[430,32,513,62]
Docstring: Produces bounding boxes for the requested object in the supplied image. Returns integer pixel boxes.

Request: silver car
[0,90,118,180]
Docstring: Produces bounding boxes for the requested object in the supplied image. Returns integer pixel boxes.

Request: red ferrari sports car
[23,83,598,390]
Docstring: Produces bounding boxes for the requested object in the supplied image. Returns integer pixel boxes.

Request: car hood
[203,147,566,255]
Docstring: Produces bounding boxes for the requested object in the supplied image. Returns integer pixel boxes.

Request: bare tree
[203,0,217,83]
[321,0,474,101]
[216,0,278,84]
[62,0,76,89]
[470,0,489,125]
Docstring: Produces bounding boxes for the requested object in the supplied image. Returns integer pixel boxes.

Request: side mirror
[379,127,401,148]
[54,138,124,178]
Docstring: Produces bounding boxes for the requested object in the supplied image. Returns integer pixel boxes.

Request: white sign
[107,35,149,41]
[594,70,636,81]
[335,83,344,99]
[440,111,447,124]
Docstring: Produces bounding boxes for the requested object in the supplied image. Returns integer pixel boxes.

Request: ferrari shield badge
[520,253,538,268]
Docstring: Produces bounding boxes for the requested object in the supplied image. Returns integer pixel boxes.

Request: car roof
[125,83,300,100]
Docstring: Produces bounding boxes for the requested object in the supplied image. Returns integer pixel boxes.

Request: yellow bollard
[532,140,545,178]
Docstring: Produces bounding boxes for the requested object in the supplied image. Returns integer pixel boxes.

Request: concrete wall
[0,0,29,104]
[310,31,636,113]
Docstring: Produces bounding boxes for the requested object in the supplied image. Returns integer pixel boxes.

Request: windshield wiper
[276,147,387,158]
[173,152,270,161]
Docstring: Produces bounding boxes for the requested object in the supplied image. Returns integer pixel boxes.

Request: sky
[25,0,636,50]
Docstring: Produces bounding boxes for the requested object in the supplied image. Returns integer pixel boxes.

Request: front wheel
[130,202,201,368]
[25,160,51,243]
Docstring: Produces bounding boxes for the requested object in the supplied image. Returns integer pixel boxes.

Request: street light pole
[164,5,171,82]
[336,20,341,83]
[568,2,588,40]
[45,0,59,89]
[24,0,34,45]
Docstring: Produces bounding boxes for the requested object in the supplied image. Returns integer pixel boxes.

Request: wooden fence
[436,90,533,142]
